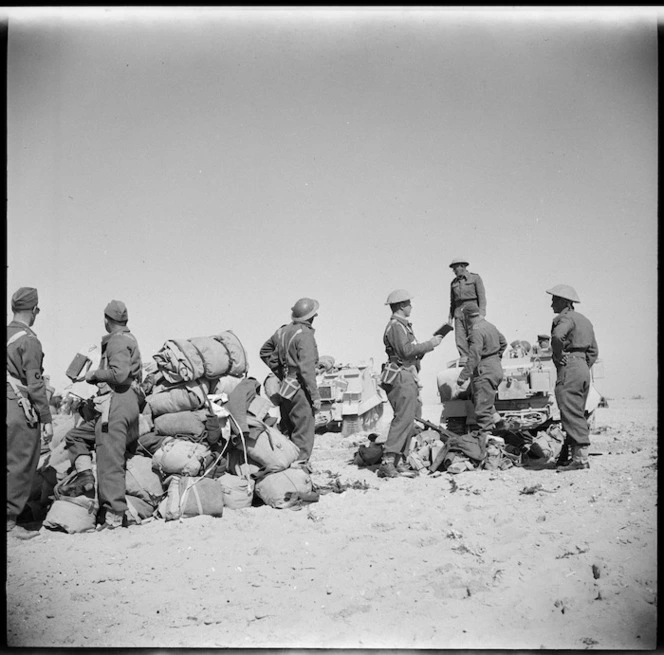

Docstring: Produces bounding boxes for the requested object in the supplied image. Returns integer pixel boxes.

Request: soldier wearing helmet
[546,285,599,472]
[455,302,507,439]
[448,257,487,362]
[259,297,321,470]
[377,289,445,478]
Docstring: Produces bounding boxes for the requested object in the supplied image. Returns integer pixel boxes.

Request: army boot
[377,454,399,479]
[557,445,590,472]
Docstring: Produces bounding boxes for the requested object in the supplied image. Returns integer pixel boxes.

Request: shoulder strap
[7,330,28,347]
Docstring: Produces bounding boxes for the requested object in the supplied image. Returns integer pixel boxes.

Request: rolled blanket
[153,409,209,438]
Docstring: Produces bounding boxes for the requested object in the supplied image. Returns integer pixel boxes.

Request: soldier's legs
[472,363,502,433]
[454,315,469,360]
[96,390,139,520]
[65,419,98,467]
[286,389,315,461]
[555,360,591,449]
[384,373,420,456]
[6,400,41,522]
[278,398,295,437]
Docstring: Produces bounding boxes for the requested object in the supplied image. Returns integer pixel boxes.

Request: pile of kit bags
[41,330,318,534]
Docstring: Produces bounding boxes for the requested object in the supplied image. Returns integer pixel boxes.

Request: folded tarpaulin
[153,409,209,438]
[152,339,205,384]
[147,379,210,417]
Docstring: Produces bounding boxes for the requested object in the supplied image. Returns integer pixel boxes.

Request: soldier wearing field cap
[455,302,507,438]
[6,287,53,536]
[532,334,552,357]
[64,299,143,530]
[378,289,444,478]
[260,298,321,471]
[448,257,487,362]
[546,285,599,471]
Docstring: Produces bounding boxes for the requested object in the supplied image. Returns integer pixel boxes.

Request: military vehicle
[436,348,604,434]
[315,359,387,436]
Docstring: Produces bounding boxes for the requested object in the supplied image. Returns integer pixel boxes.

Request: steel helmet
[449,257,469,268]
[385,289,413,305]
[546,284,580,303]
[291,297,320,321]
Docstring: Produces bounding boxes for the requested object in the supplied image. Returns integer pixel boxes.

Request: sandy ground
[6,397,657,650]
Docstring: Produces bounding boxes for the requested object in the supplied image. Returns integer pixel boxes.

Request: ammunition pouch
[379,362,402,387]
[278,375,301,401]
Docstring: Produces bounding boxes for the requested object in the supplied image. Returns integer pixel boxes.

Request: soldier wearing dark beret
[64,299,143,530]
[7,287,53,535]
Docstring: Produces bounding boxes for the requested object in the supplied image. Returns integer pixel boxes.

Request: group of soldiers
[6,262,598,534]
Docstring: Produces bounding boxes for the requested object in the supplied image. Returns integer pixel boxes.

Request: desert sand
[6,397,657,650]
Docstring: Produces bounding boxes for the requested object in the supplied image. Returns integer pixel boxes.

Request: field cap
[462,302,480,317]
[537,334,550,341]
[11,287,39,311]
[104,299,128,322]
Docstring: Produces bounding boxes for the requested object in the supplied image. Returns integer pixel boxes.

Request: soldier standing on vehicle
[378,290,444,479]
[64,300,144,530]
[546,285,599,471]
[454,302,507,438]
[260,298,321,471]
[448,257,487,363]
[531,334,552,357]
[6,287,53,537]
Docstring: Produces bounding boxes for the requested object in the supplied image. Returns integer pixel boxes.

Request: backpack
[152,437,212,477]
[217,473,254,510]
[125,454,165,506]
[242,417,300,474]
[254,467,318,509]
[158,476,225,521]
[43,496,98,534]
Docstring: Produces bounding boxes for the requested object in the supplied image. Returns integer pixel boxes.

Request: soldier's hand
[42,422,54,444]
[430,335,443,348]
[313,399,322,412]
[85,370,97,384]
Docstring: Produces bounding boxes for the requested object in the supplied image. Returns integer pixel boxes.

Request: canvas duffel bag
[152,339,206,384]
[217,473,254,510]
[214,331,248,378]
[159,476,224,521]
[243,417,300,474]
[125,495,155,524]
[43,496,98,534]
[154,409,208,438]
[126,454,165,506]
[152,437,212,477]
[147,379,209,418]
[254,468,316,509]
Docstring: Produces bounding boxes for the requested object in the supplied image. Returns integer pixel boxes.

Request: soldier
[455,302,507,438]
[448,257,487,362]
[532,334,552,357]
[260,298,321,470]
[378,290,444,478]
[64,300,143,530]
[7,287,53,536]
[546,285,599,471]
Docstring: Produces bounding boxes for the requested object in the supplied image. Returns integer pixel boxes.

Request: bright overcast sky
[5,7,658,403]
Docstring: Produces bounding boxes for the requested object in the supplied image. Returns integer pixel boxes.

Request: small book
[433,323,454,338]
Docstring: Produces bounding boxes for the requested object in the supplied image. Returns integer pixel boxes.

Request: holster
[7,376,39,427]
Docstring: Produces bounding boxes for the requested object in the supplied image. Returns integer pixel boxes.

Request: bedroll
[159,476,224,521]
[147,379,210,417]
[43,496,98,534]
[153,409,208,438]
[190,331,248,379]
[153,339,206,384]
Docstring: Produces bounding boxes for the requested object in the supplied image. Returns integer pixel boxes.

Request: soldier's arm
[457,331,482,384]
[22,336,52,423]
[586,334,599,369]
[551,316,572,366]
[498,331,508,358]
[93,334,132,385]
[390,323,435,361]
[449,282,455,322]
[259,333,281,376]
[475,275,487,317]
[294,332,320,402]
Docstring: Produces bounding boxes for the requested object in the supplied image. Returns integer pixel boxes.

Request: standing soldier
[260,298,321,471]
[7,287,53,536]
[454,302,507,438]
[546,285,599,471]
[531,334,552,357]
[64,300,143,530]
[448,257,487,363]
[379,290,444,478]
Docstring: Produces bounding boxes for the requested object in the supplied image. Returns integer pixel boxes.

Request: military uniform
[381,314,434,458]
[551,307,598,448]
[66,323,143,521]
[260,319,320,462]
[7,320,52,524]
[457,318,507,433]
[449,271,487,359]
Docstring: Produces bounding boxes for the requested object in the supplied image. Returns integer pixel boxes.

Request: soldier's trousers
[555,357,591,447]
[6,395,41,520]
[471,356,503,432]
[66,387,139,517]
[453,314,470,359]
[383,369,422,456]
[279,388,315,461]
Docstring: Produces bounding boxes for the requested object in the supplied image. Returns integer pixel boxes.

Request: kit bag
[152,437,212,477]
[152,339,205,384]
[217,473,254,510]
[154,409,208,438]
[147,380,209,417]
[214,331,248,378]
[254,468,315,509]
[43,496,98,534]
[227,447,263,479]
[125,495,155,523]
[125,454,165,506]
[243,417,300,473]
[159,476,224,521]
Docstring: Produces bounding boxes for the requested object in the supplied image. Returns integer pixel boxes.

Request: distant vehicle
[315,360,387,436]
[436,348,604,435]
